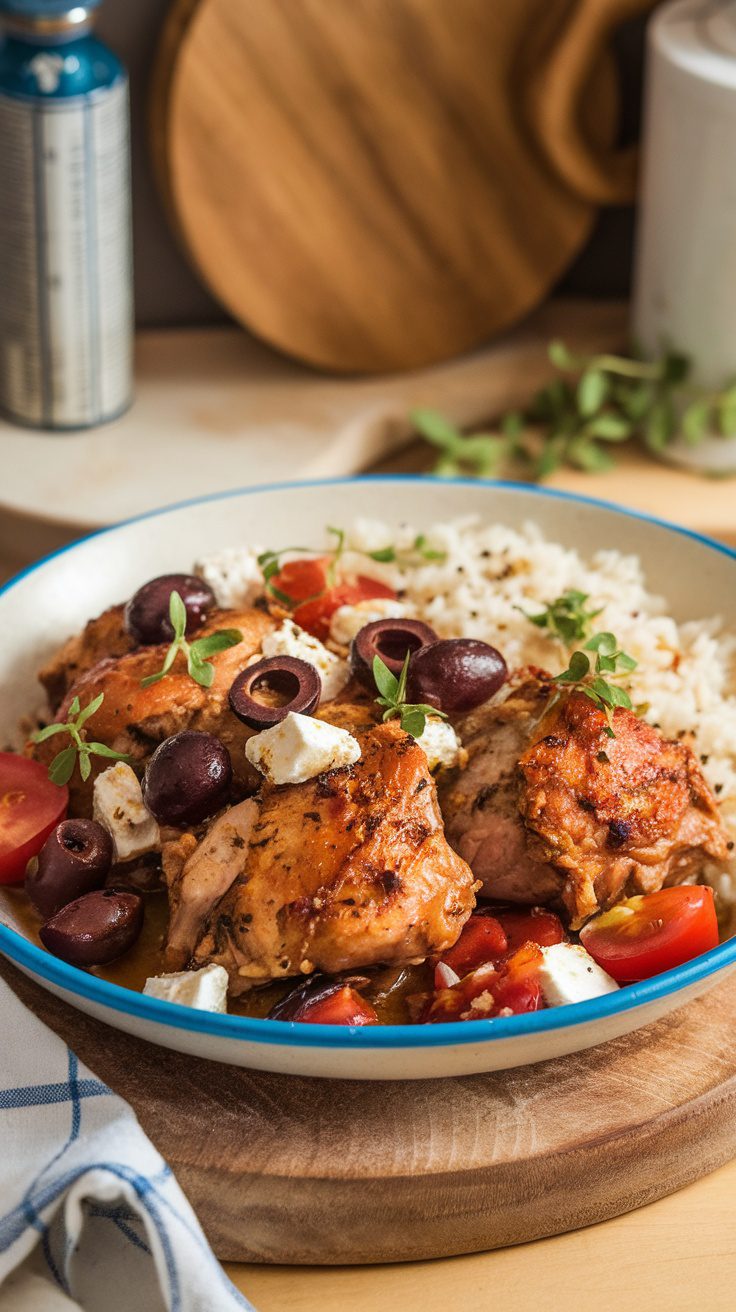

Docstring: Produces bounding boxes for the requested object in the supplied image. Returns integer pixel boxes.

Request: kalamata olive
[268,973,373,1023]
[228,656,321,730]
[39,887,143,966]
[406,639,507,713]
[124,573,215,645]
[26,818,113,919]
[349,618,438,686]
[142,730,232,827]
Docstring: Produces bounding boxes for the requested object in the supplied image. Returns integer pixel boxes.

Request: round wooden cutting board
[4,956,736,1265]
[151,0,645,373]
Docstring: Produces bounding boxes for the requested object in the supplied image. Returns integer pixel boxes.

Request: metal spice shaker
[0,0,133,430]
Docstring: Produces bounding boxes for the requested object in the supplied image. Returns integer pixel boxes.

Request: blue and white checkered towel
[0,977,256,1312]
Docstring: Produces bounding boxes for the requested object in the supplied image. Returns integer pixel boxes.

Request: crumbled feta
[329,598,407,647]
[261,619,349,702]
[538,942,619,1008]
[415,717,462,771]
[143,963,229,1013]
[194,545,265,609]
[245,711,361,785]
[92,763,160,863]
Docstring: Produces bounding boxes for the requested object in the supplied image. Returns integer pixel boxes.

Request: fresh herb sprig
[140,591,242,690]
[524,589,602,645]
[412,342,736,481]
[548,632,638,737]
[32,694,133,786]
[373,652,447,739]
[367,533,447,565]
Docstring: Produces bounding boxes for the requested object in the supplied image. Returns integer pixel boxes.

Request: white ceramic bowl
[1,477,734,1079]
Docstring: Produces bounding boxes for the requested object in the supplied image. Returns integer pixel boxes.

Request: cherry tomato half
[580,886,719,983]
[270,557,331,604]
[0,753,68,885]
[439,913,508,977]
[293,577,396,641]
[494,907,566,955]
[298,985,378,1026]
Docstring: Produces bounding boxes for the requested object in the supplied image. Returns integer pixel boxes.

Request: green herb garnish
[372,651,447,739]
[140,591,242,690]
[31,694,133,785]
[367,533,447,565]
[549,632,638,737]
[524,589,603,645]
[412,342,736,480]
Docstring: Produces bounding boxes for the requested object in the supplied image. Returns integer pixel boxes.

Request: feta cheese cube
[415,717,462,771]
[194,545,265,609]
[93,763,160,863]
[261,619,349,702]
[143,963,229,1013]
[245,711,361,785]
[329,598,407,647]
[538,942,619,1008]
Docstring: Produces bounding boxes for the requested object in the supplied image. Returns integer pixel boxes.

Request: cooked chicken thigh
[440,670,728,927]
[31,606,274,815]
[163,721,476,991]
[39,604,134,710]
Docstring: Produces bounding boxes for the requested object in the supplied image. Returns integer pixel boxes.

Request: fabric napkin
[0,976,255,1312]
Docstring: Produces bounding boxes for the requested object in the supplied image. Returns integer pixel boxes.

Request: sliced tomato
[269,556,331,604]
[293,577,396,641]
[0,753,68,885]
[297,986,378,1026]
[493,906,566,955]
[439,913,508,977]
[580,886,719,983]
[423,944,543,1023]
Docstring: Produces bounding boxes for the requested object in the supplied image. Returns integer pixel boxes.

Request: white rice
[198,515,736,900]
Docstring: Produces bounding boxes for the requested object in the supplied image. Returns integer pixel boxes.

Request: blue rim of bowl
[1,474,735,1051]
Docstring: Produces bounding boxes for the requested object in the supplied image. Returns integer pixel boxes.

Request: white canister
[632,0,736,472]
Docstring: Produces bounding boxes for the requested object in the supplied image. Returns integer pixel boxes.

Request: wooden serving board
[151,0,643,373]
[4,955,736,1265]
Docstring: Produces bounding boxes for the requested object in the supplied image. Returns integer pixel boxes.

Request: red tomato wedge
[493,907,565,955]
[297,986,378,1026]
[580,886,719,983]
[269,556,331,604]
[0,753,68,885]
[293,577,396,641]
[439,913,508,977]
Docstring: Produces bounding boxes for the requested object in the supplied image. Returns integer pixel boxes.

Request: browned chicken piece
[31,606,275,816]
[162,721,476,990]
[441,671,729,927]
[39,604,134,710]
[518,690,729,925]
[439,671,566,909]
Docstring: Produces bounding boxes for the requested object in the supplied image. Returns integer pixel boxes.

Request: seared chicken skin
[31,606,275,816]
[38,603,135,711]
[440,671,728,927]
[519,689,728,925]
[163,721,476,990]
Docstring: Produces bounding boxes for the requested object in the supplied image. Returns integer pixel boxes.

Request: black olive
[26,819,114,919]
[228,656,321,730]
[406,638,507,713]
[125,574,215,645]
[268,972,370,1021]
[142,731,232,827]
[349,618,437,687]
[40,888,144,966]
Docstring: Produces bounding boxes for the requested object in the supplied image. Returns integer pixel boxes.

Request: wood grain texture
[4,954,736,1266]
[151,0,635,372]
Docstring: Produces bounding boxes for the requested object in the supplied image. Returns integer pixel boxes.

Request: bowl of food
[0,476,734,1079]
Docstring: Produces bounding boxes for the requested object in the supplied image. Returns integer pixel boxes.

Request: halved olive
[125,573,215,645]
[406,638,507,713]
[229,656,321,730]
[39,887,144,966]
[349,618,437,686]
[26,818,113,919]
